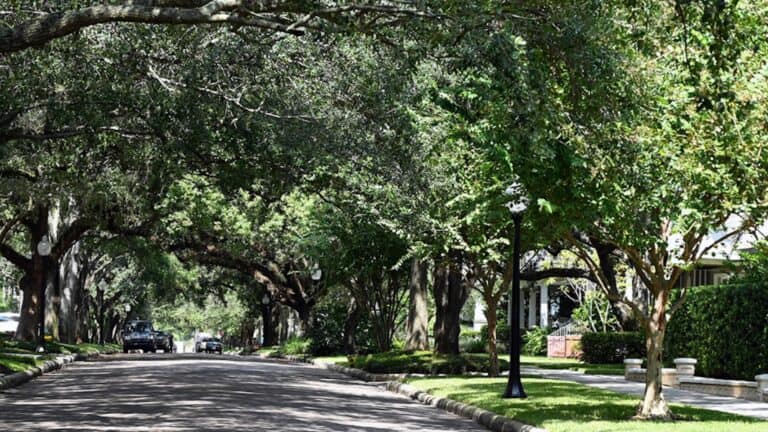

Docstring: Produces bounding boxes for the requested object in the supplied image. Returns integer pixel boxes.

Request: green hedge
[666,283,768,380]
[349,350,510,375]
[580,332,645,364]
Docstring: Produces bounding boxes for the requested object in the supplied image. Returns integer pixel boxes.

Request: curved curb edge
[384,381,547,432]
[0,352,98,391]
[269,353,546,432]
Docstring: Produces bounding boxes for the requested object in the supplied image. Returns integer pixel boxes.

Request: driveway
[0,355,488,431]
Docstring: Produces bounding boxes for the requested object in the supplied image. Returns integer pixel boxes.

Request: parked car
[153,330,175,353]
[203,337,223,354]
[0,313,19,337]
[122,320,156,353]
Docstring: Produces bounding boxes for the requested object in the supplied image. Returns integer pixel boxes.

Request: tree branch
[0,1,435,54]
[0,242,31,271]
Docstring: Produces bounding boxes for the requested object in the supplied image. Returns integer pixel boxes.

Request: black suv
[123,320,156,353]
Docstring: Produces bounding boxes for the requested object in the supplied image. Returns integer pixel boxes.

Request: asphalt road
[0,354,488,431]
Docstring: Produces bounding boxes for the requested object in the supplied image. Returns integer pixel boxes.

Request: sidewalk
[522,366,768,420]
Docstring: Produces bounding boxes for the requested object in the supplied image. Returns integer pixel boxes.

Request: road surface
[0,354,488,431]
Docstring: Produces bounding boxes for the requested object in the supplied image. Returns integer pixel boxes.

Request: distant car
[203,337,223,354]
[123,320,156,353]
[194,332,212,353]
[0,313,19,337]
[153,331,175,353]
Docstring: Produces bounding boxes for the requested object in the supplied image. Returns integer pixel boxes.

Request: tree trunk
[484,298,499,377]
[260,300,278,346]
[406,259,429,351]
[343,296,361,354]
[16,273,41,341]
[297,305,311,336]
[638,291,671,419]
[432,263,447,353]
[49,264,61,341]
[58,244,85,344]
[433,252,468,355]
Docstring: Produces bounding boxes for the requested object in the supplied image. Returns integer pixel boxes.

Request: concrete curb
[386,381,547,432]
[268,353,546,432]
[0,352,98,391]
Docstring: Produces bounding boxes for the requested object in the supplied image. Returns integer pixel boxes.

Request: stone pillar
[527,286,537,328]
[624,358,643,379]
[756,374,768,402]
[674,358,697,378]
[539,286,549,328]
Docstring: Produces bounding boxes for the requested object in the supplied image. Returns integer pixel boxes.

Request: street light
[262,293,270,305]
[311,267,322,282]
[503,183,528,399]
[36,235,52,353]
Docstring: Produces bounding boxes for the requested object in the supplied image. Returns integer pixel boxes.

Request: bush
[277,336,312,356]
[349,350,510,375]
[464,338,487,353]
[522,326,551,356]
[666,283,768,380]
[307,287,375,356]
[478,322,511,348]
[580,332,645,364]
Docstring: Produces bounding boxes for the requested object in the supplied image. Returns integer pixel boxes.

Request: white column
[625,274,633,300]
[519,285,526,329]
[527,286,537,328]
[539,285,549,327]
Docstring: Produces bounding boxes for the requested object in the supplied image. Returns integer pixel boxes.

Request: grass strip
[406,376,767,432]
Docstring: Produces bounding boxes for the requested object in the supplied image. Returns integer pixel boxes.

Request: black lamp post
[503,184,528,399]
[261,292,272,347]
[36,235,52,354]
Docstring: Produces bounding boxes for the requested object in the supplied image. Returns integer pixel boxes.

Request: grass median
[406,376,766,432]
[0,334,120,374]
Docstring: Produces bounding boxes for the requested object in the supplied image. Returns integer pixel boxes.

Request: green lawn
[521,356,625,375]
[406,376,766,432]
[0,336,119,374]
[0,353,57,374]
[313,355,348,365]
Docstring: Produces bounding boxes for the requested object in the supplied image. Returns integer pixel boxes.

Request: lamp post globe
[262,293,270,305]
[37,236,52,257]
[503,183,528,399]
[311,268,322,282]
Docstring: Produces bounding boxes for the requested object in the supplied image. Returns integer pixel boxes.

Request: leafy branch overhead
[0,0,437,53]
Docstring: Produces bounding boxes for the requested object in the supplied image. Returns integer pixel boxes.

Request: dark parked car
[203,337,223,354]
[153,331,175,353]
[123,320,156,353]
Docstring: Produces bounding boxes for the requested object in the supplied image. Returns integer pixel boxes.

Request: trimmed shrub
[666,283,768,380]
[580,332,645,364]
[478,322,511,349]
[522,326,551,356]
[349,350,510,375]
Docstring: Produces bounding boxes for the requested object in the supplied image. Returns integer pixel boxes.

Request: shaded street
[0,355,487,431]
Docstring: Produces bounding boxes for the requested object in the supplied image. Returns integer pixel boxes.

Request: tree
[467,1,768,418]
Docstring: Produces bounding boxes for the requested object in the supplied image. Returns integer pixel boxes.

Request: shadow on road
[0,356,485,432]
